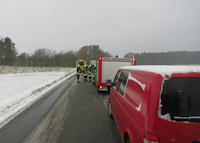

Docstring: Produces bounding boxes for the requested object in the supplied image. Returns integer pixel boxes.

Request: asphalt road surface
[56,74,123,143]
[0,74,123,143]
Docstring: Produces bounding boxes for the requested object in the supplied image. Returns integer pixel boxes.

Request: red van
[108,65,200,143]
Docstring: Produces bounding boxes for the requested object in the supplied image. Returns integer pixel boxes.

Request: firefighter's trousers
[88,74,92,82]
[77,73,80,82]
[84,74,87,81]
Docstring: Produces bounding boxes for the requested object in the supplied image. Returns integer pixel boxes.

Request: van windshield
[160,77,200,123]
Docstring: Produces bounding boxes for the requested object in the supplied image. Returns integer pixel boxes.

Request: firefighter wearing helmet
[88,65,92,82]
[77,65,81,83]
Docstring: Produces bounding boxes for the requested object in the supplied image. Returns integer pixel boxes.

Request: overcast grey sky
[1,0,200,57]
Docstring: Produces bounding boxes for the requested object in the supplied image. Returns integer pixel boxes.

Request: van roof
[120,65,200,77]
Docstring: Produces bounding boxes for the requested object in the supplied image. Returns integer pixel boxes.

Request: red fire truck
[95,57,136,92]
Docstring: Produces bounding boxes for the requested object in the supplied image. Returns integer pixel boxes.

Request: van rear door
[150,74,200,143]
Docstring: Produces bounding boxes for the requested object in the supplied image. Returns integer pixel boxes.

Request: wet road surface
[56,74,123,143]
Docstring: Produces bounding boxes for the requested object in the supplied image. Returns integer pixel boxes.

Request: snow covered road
[0,68,76,128]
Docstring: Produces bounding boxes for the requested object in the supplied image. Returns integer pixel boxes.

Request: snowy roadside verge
[0,68,76,129]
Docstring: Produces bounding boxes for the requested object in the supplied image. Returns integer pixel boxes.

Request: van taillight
[143,131,159,143]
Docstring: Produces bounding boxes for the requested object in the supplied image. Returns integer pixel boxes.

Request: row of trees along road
[1,36,200,67]
[0,37,112,67]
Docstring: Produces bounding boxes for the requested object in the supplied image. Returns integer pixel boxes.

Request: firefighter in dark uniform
[92,64,96,85]
[77,65,81,83]
[84,65,88,81]
[88,65,92,82]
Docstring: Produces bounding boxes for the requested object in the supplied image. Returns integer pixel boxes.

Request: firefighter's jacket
[84,67,87,76]
[88,67,92,77]
[77,67,81,75]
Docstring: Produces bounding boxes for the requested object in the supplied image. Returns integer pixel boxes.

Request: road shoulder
[23,78,77,143]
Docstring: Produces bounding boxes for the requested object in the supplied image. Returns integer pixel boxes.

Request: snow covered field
[0,66,76,128]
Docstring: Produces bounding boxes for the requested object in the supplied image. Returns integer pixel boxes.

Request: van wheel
[126,139,130,143]
[108,99,113,118]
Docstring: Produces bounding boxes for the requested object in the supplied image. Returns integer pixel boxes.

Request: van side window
[113,71,120,88]
[117,71,129,96]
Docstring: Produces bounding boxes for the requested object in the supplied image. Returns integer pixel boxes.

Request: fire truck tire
[97,86,100,93]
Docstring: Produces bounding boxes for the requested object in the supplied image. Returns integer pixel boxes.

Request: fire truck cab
[76,59,86,72]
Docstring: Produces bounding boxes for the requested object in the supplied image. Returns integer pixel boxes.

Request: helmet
[78,65,80,67]
[94,64,96,67]
[84,65,87,67]
[89,65,91,67]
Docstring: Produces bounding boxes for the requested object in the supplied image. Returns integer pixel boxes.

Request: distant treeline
[124,51,200,65]
[1,36,200,67]
[0,37,111,67]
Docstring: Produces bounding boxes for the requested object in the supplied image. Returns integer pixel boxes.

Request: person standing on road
[77,65,81,83]
[83,65,88,81]
[88,65,92,82]
[92,64,96,85]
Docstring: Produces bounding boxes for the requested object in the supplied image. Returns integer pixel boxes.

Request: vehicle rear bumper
[99,88,108,91]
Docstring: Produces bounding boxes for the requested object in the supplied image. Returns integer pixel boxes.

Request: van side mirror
[106,79,112,85]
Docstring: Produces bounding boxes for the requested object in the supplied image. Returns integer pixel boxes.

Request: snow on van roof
[120,65,200,77]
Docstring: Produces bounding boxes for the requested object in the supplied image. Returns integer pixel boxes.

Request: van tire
[108,99,113,118]
[125,139,130,143]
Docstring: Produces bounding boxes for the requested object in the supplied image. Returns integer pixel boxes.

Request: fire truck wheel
[97,86,101,93]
